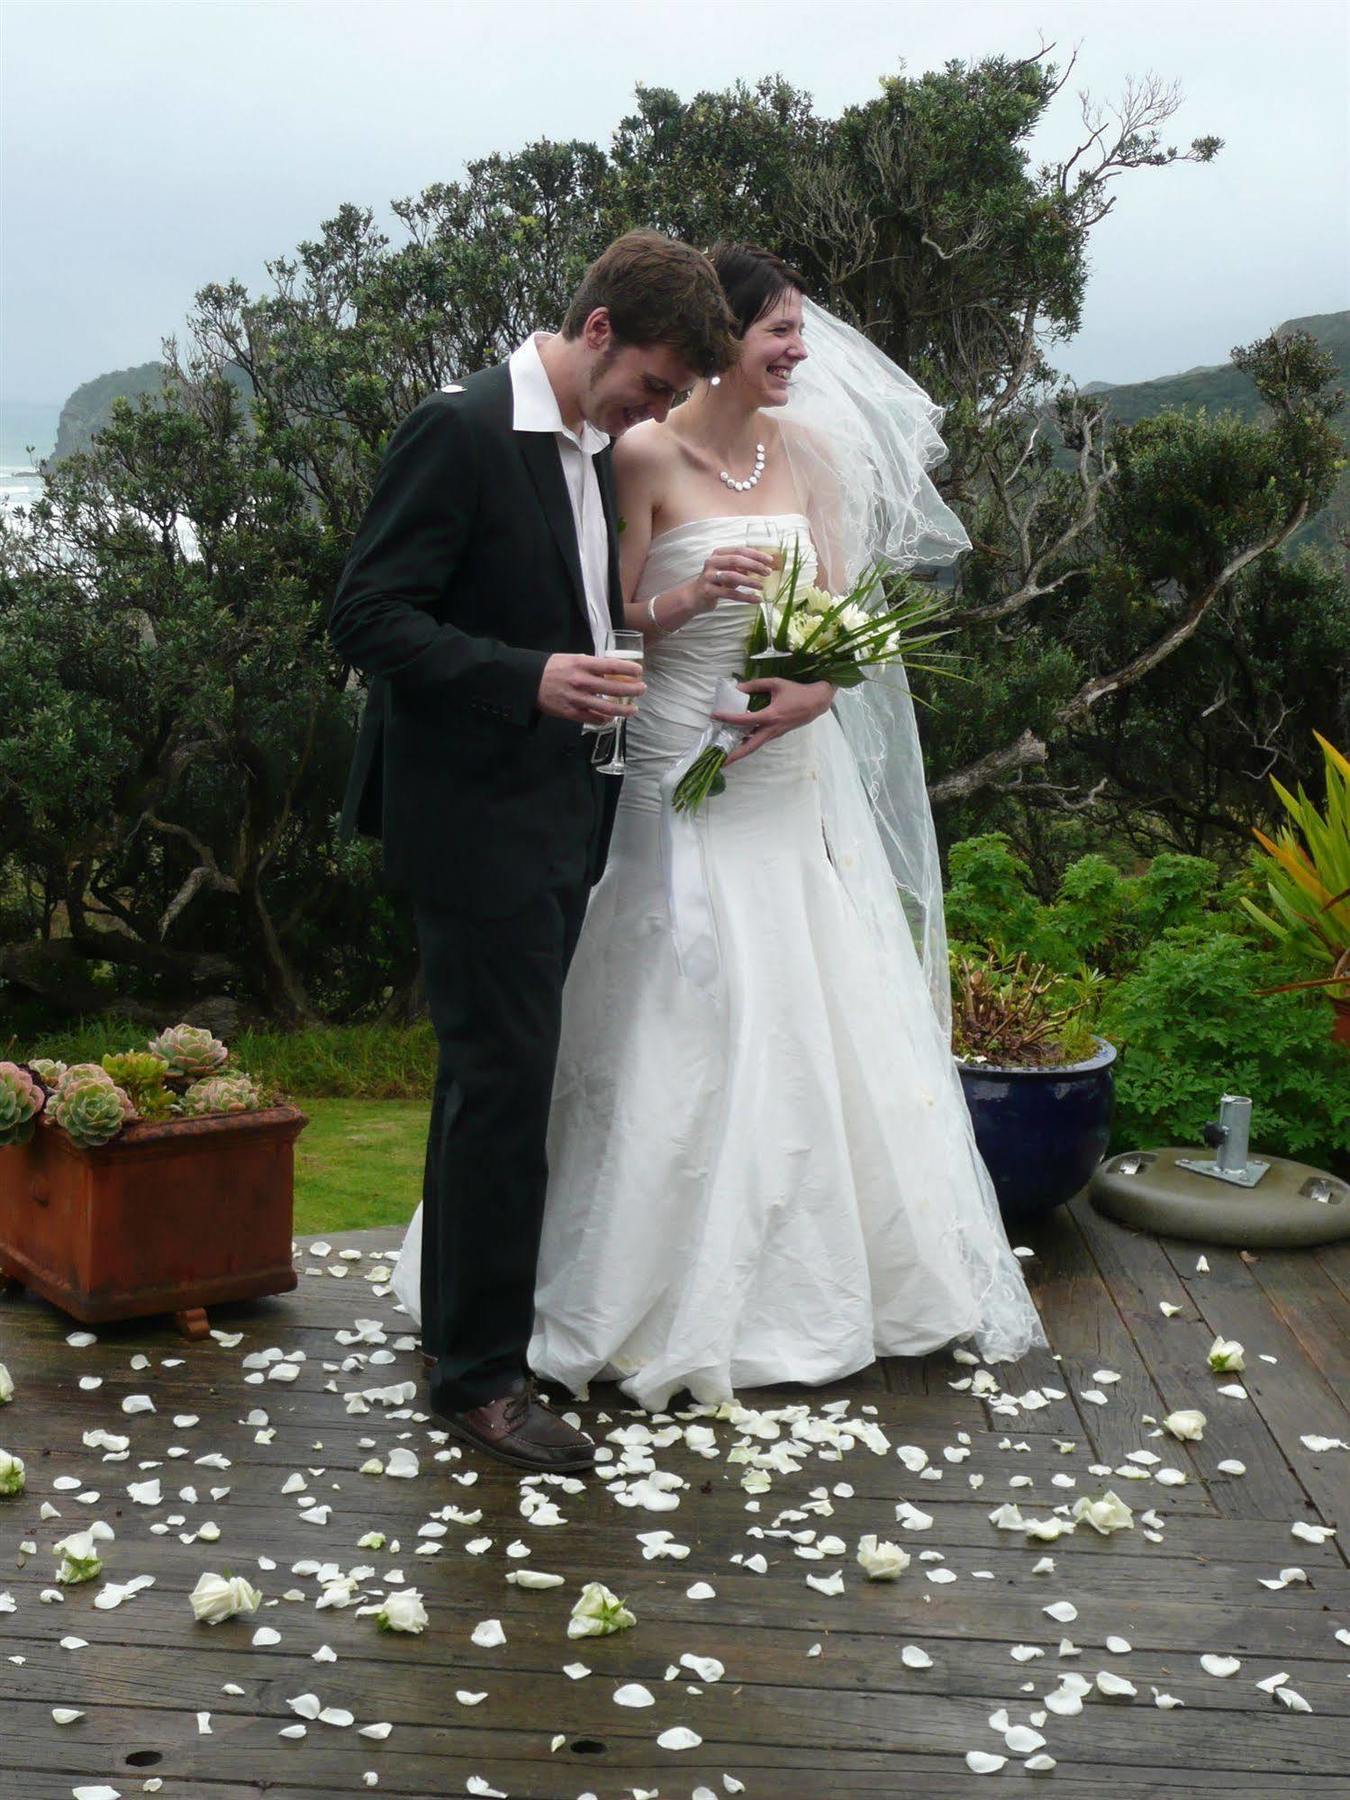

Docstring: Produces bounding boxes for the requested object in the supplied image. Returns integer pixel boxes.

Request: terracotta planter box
[0,1105,306,1338]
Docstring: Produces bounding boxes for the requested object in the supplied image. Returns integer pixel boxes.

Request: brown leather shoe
[436,1374,597,1473]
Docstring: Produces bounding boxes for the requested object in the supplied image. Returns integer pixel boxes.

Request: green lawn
[292,1097,427,1235]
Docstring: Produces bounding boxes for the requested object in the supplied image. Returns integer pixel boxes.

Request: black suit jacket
[329,363,624,916]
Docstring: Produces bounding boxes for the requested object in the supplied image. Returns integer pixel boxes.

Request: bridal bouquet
[670,541,956,815]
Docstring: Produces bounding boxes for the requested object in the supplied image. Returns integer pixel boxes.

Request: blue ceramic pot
[956,1036,1117,1223]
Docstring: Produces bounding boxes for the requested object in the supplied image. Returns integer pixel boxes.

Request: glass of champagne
[591,628,645,776]
[753,521,791,659]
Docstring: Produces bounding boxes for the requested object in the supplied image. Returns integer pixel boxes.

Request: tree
[3,46,1344,1022]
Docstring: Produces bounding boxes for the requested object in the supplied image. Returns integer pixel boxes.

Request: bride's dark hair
[705,243,807,338]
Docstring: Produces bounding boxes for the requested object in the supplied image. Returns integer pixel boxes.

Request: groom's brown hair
[561,230,737,378]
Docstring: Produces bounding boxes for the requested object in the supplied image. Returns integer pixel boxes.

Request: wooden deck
[1,1193,1347,1800]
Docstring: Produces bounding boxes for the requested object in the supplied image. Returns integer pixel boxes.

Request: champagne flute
[591,628,645,776]
[751,521,792,659]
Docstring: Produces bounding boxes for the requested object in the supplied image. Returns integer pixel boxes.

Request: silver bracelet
[647,591,668,631]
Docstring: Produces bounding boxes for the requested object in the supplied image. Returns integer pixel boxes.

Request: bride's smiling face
[734,288,807,408]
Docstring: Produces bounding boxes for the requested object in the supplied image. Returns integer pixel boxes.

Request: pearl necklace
[719,442,766,493]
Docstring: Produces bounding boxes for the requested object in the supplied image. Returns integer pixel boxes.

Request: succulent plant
[180,1073,263,1117]
[0,1062,46,1149]
[57,1061,117,1094]
[29,1058,67,1090]
[148,1023,229,1080]
[101,1051,174,1119]
[49,1076,135,1149]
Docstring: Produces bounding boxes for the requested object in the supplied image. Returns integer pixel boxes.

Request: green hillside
[51,360,252,462]
[1079,310,1349,555]
[52,362,169,461]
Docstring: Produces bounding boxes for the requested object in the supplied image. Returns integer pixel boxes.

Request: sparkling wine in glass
[754,521,791,659]
[591,628,645,776]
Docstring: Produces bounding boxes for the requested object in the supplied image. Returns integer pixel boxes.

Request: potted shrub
[952,950,1116,1223]
[1241,731,1350,1046]
[0,1024,305,1338]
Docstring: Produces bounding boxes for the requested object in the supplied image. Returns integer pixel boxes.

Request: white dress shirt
[508,332,612,657]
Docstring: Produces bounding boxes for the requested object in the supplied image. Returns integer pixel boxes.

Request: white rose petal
[1042,1601,1078,1623]
[52,1706,84,1724]
[1200,1654,1241,1677]
[252,1626,281,1646]
[856,1534,911,1580]
[614,1683,655,1707]
[1291,1521,1336,1545]
[1071,1491,1134,1535]
[966,1752,1007,1773]
[359,1722,393,1738]
[470,1616,506,1648]
[901,1645,933,1669]
[1277,1686,1313,1712]
[657,1726,703,1750]
[1162,1409,1206,1441]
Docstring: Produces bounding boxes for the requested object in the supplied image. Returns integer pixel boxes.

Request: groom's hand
[714,678,836,765]
[537,653,647,727]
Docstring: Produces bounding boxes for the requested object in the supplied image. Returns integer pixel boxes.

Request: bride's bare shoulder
[611,418,677,480]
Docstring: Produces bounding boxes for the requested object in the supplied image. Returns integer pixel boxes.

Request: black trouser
[412,877,590,1411]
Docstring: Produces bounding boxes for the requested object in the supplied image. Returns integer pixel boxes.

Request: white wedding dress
[393,514,1047,1411]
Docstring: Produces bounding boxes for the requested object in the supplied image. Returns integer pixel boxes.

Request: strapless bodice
[621,513,822,810]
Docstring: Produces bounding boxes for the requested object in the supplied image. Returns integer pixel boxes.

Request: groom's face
[580,311,699,438]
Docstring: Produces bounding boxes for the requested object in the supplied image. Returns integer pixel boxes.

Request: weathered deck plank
[1,1195,1346,1799]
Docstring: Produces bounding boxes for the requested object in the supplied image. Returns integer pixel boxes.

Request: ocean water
[0,401,59,518]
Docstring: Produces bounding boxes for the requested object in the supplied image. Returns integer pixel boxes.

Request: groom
[329,231,736,1472]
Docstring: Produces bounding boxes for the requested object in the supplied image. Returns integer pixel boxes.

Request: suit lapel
[596,446,624,627]
[515,431,591,638]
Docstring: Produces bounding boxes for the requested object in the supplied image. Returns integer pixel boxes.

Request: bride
[395,243,1047,1410]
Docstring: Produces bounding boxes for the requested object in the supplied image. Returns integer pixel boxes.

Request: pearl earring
[709,375,721,387]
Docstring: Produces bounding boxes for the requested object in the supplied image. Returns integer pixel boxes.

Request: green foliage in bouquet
[0,1063,46,1149]
[673,542,961,814]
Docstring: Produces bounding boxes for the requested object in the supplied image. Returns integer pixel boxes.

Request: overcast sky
[3,0,1348,406]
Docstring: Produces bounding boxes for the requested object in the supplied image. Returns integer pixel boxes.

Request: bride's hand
[714,678,837,765]
[688,547,777,613]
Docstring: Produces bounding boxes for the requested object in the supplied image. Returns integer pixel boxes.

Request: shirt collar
[508,332,609,455]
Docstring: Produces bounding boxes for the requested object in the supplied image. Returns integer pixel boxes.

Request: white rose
[856,1534,911,1580]
[567,1581,636,1639]
[1207,1336,1245,1373]
[189,1571,263,1624]
[1162,1408,1207,1441]
[376,1589,428,1634]
[0,1449,24,1496]
[1071,1491,1134,1535]
[0,1363,13,1404]
[785,611,816,651]
[54,1524,112,1585]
